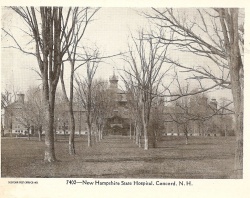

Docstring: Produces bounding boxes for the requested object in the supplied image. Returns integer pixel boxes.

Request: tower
[109,68,118,89]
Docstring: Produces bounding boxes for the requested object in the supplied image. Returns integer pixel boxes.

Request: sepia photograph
[0,2,249,197]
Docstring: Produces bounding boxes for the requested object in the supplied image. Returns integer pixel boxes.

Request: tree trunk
[1,125,4,137]
[43,86,56,162]
[94,127,98,142]
[44,103,56,162]
[230,51,243,178]
[98,128,101,141]
[99,127,102,141]
[38,131,41,141]
[129,121,132,139]
[10,120,12,138]
[152,130,157,148]
[63,122,66,136]
[135,124,139,145]
[27,126,30,140]
[138,134,141,148]
[144,133,148,150]
[219,8,243,178]
[98,124,103,141]
[185,133,188,145]
[68,105,76,155]
[88,131,92,147]
[87,121,92,147]
[141,103,148,150]
[38,125,42,141]
[54,128,57,142]
[100,125,104,140]
[133,121,136,140]
[60,63,76,155]
[68,139,75,156]
[79,111,81,137]
[68,62,76,155]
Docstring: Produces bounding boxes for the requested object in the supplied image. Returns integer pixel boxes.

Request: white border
[1,1,250,198]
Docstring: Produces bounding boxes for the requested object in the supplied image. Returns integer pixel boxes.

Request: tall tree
[121,73,142,146]
[147,8,244,178]
[75,48,101,147]
[122,30,171,150]
[5,7,83,162]
[149,97,165,147]
[23,86,44,141]
[93,80,113,141]
[59,7,100,155]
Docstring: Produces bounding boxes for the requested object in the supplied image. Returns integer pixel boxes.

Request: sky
[1,7,234,102]
[1,8,150,91]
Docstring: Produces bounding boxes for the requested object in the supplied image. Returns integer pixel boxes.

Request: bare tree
[165,89,234,144]
[25,86,44,141]
[93,80,113,141]
[121,73,141,147]
[1,86,20,137]
[147,8,244,178]
[75,48,101,147]
[1,90,15,137]
[217,97,235,136]
[59,7,100,155]
[122,30,171,150]
[165,91,192,145]
[4,7,85,162]
[148,98,165,147]
[14,105,32,140]
[1,90,14,108]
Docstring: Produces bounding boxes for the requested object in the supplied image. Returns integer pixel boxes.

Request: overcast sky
[1,8,149,91]
[1,7,235,102]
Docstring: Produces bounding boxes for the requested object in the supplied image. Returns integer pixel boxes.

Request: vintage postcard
[0,0,249,197]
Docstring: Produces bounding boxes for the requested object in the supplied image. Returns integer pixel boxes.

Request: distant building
[2,76,233,138]
[163,95,234,137]
[57,71,130,136]
[2,93,31,136]
[2,72,131,137]
[104,72,130,135]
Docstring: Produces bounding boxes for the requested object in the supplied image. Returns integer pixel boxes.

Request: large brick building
[103,73,130,135]
[163,95,234,137]
[2,75,233,138]
[52,72,131,136]
[2,73,131,137]
[2,93,31,136]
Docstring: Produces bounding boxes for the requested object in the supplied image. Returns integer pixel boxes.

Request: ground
[1,135,235,178]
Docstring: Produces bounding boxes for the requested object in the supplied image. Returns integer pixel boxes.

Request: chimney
[17,93,25,104]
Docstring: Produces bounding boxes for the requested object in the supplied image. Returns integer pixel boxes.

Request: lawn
[1,135,236,178]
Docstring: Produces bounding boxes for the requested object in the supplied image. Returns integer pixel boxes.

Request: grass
[1,135,236,178]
